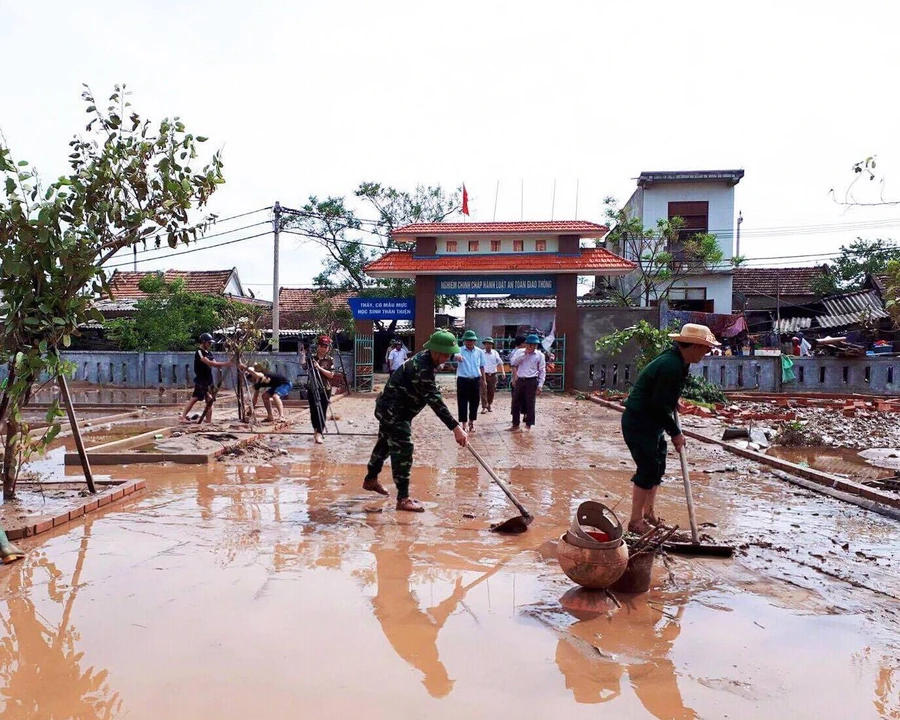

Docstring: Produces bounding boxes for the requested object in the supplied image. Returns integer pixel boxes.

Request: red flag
[462,184,470,216]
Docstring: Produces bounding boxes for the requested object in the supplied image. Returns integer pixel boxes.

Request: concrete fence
[694,355,900,395]
[0,351,355,389]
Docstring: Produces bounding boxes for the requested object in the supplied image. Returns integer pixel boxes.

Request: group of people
[453,331,547,433]
[363,329,549,512]
[177,332,340,443]
[363,322,720,532]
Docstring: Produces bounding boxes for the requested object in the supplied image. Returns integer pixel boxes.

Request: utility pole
[776,269,781,326]
[272,201,282,352]
[736,210,743,257]
[133,244,137,271]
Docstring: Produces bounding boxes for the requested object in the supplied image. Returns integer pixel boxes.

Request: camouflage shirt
[376,350,458,429]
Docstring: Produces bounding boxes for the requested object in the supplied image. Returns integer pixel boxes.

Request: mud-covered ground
[1,393,898,719]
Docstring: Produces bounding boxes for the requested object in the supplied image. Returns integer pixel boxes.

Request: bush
[682,373,727,405]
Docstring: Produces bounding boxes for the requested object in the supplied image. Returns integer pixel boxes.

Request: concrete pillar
[415,274,436,352]
[556,273,578,391]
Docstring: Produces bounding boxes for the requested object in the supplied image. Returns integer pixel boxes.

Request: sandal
[363,478,389,496]
[396,497,425,513]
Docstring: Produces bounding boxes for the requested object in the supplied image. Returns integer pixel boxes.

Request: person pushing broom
[621,323,719,534]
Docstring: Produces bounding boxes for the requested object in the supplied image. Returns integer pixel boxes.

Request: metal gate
[354,335,374,392]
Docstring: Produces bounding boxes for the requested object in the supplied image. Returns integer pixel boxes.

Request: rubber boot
[0,528,25,564]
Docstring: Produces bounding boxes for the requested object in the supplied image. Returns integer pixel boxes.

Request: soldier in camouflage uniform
[363,330,469,512]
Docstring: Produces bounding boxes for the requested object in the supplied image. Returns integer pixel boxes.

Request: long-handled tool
[467,444,533,534]
[664,447,734,557]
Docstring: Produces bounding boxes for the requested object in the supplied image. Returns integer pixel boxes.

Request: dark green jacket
[376,350,458,429]
[623,346,688,437]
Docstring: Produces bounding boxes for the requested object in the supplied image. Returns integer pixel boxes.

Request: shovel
[467,444,534,534]
[664,446,734,557]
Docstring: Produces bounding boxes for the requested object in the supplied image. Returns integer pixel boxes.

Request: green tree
[283,182,462,325]
[0,85,223,499]
[810,238,900,296]
[104,275,231,351]
[601,198,726,307]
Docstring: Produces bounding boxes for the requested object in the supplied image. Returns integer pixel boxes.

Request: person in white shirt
[454,330,486,432]
[387,339,410,373]
[509,334,546,430]
[480,337,506,413]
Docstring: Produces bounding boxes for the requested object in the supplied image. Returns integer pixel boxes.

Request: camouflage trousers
[365,418,414,499]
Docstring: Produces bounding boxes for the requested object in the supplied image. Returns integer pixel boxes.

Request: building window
[468,240,479,252]
[445,240,457,252]
[668,201,709,241]
[535,240,547,251]
[490,240,502,252]
[513,240,524,252]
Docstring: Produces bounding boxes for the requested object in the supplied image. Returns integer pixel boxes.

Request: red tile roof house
[364,221,635,389]
[95,268,255,319]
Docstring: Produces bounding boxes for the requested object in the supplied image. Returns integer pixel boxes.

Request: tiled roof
[279,288,356,313]
[108,269,236,298]
[364,249,635,277]
[466,296,619,310]
[391,221,609,238]
[733,266,825,297]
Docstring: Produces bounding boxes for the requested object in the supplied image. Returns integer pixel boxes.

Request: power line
[127,221,270,258]
[105,231,272,268]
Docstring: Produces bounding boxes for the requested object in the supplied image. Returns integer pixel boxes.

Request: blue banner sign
[348,297,415,320]
[436,274,557,295]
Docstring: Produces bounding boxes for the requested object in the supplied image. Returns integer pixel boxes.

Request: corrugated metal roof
[466,296,619,310]
[816,290,889,329]
[773,317,813,333]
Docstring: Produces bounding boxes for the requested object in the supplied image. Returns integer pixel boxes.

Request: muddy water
[767,445,896,480]
[1,396,898,719]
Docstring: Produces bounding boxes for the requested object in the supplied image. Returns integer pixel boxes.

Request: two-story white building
[611,169,744,313]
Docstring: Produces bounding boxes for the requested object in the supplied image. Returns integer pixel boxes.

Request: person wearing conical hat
[621,323,719,534]
[363,330,469,513]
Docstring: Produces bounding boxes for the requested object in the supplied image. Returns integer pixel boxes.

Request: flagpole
[551,178,557,220]
[574,178,580,220]
[493,180,499,221]
[520,179,524,221]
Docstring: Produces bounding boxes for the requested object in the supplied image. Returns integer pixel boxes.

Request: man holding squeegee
[363,330,468,513]
[621,323,719,534]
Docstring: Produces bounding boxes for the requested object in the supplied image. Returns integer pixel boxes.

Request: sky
[1,0,898,300]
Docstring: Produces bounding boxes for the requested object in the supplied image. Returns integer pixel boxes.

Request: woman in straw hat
[621,323,719,534]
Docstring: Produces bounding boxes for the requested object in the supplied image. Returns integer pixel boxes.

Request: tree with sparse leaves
[283,182,462,328]
[0,85,223,499]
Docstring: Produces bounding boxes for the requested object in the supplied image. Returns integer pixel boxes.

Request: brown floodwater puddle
[766,445,896,480]
[1,398,899,719]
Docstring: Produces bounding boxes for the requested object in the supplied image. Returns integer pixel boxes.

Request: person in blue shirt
[454,330,485,433]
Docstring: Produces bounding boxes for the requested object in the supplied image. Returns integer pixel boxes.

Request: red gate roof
[364,248,635,277]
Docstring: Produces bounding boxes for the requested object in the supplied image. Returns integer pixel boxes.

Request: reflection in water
[555,589,697,719]
[0,524,123,718]
[369,541,503,699]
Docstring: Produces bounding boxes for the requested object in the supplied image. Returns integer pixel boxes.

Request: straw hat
[668,323,720,347]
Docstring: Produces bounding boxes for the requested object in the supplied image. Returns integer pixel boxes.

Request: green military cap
[461,330,478,341]
[424,330,460,355]
[482,337,495,345]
